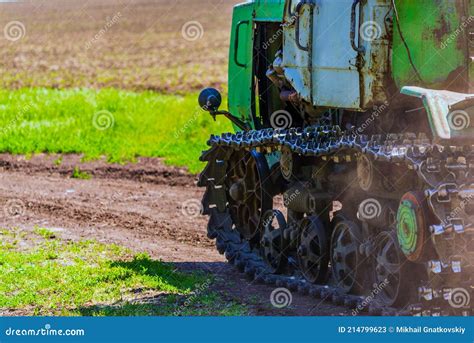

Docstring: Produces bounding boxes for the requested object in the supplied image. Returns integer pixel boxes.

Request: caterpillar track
[198,126,474,316]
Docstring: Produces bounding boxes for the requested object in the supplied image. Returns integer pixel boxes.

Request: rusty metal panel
[281,0,391,111]
[392,0,470,93]
[311,0,361,109]
[358,0,391,108]
[282,0,312,103]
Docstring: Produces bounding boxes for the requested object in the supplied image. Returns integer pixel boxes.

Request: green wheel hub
[397,201,417,255]
[396,192,428,262]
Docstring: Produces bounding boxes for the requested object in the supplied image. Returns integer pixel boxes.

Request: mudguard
[401,86,474,143]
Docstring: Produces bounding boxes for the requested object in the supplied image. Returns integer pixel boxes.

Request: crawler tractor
[198,0,473,314]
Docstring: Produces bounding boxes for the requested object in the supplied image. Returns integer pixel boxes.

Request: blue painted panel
[312,0,360,109]
[281,0,391,111]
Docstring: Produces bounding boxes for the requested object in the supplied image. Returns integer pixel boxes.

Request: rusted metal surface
[280,0,392,111]
[392,0,471,92]
[469,11,473,92]
[401,86,473,142]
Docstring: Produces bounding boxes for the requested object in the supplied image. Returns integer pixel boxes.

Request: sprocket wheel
[330,214,365,294]
[297,216,330,283]
[226,150,272,241]
[260,210,288,273]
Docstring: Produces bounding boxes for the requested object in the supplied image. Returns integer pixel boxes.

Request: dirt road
[0,154,351,316]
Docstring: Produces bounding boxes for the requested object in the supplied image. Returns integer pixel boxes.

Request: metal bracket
[211,110,251,131]
[350,0,366,54]
[294,0,315,52]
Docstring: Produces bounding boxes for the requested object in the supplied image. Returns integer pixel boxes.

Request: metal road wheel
[330,215,365,294]
[373,230,406,307]
[226,150,272,241]
[297,216,330,284]
[260,210,288,273]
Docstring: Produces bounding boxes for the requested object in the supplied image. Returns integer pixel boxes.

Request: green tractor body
[198,0,473,314]
[227,0,472,141]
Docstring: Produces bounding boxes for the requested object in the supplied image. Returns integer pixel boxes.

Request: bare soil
[0,154,351,316]
[0,0,237,93]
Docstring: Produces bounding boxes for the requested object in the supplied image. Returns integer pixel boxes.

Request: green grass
[33,227,56,239]
[54,156,63,166]
[72,167,92,180]
[0,228,247,316]
[0,88,233,173]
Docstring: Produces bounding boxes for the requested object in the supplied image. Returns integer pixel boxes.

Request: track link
[199,126,473,316]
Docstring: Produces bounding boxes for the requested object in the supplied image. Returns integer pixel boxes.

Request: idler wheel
[226,150,272,241]
[229,180,245,202]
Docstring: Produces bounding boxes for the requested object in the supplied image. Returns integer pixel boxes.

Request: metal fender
[401,86,474,143]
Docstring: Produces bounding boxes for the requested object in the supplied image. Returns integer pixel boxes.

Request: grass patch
[0,88,233,173]
[0,228,247,316]
[33,227,56,239]
[54,156,63,166]
[72,167,91,180]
